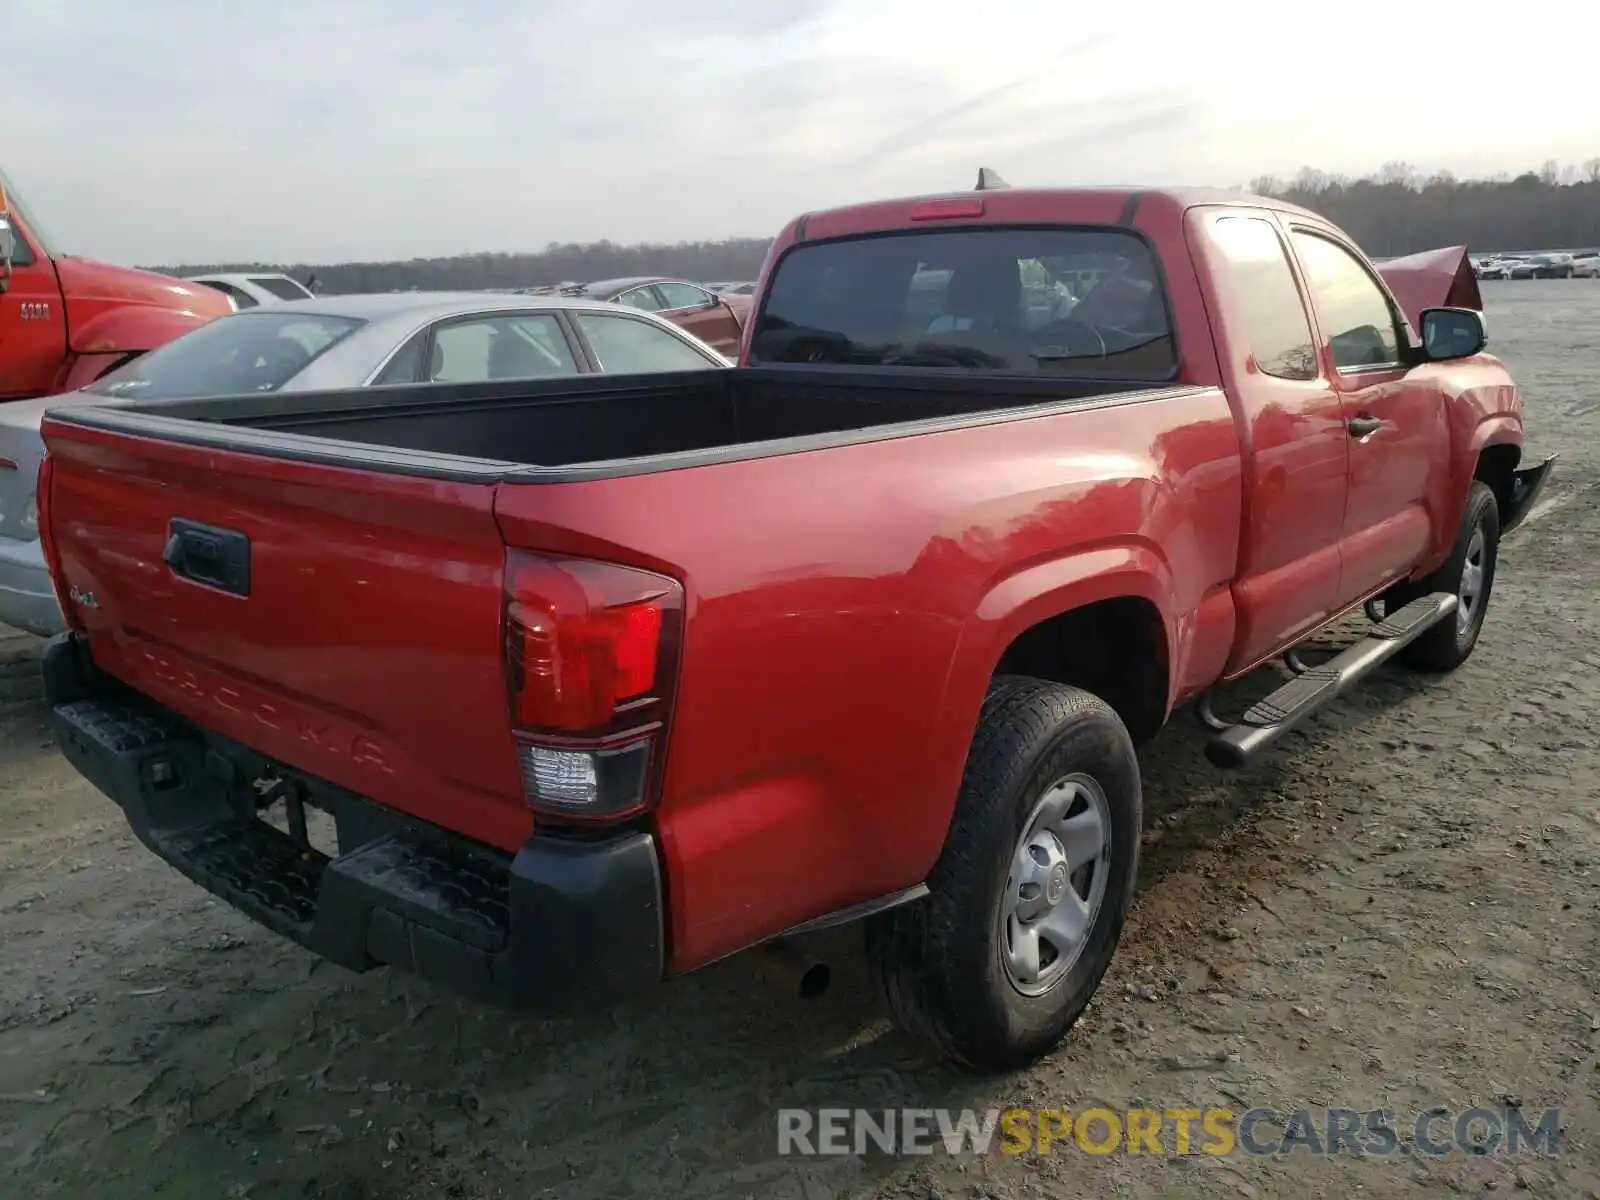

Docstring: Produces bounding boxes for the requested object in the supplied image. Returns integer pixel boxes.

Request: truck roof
[792,185,1330,232]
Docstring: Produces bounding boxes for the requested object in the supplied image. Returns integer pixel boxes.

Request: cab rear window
[750,227,1176,378]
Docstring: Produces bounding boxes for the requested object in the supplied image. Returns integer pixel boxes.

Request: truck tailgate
[40,419,531,851]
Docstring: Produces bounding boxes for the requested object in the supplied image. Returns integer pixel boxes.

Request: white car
[185,272,317,309]
[1572,251,1600,279]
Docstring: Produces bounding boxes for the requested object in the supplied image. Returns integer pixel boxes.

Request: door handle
[1347,416,1382,438]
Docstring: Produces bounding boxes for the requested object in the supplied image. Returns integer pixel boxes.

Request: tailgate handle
[163,519,251,597]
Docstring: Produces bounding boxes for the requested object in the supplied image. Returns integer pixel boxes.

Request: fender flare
[68,305,219,357]
[1463,412,1524,515]
[1405,411,1523,586]
[909,543,1180,875]
[1468,413,1522,459]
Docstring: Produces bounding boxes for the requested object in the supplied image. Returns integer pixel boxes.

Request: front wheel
[1384,480,1500,672]
[866,677,1141,1073]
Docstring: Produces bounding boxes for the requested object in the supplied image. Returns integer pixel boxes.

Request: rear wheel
[866,676,1140,1073]
[1382,480,1500,672]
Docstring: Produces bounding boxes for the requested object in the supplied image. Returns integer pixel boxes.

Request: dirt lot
[3,282,1599,1199]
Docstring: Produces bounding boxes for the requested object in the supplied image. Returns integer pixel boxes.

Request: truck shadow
[1132,621,1444,895]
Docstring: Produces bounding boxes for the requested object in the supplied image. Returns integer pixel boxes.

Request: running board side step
[1204,592,1457,769]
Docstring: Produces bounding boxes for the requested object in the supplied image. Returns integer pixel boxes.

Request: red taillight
[503,551,683,822]
[910,197,985,221]
[35,455,82,631]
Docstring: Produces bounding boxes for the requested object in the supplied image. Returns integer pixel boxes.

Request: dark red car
[564,276,749,356]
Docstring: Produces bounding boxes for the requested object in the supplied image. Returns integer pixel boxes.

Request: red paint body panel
[1375,246,1483,330]
[661,293,750,356]
[492,392,1241,967]
[39,186,1529,978]
[43,424,533,852]
[1,180,229,402]
[53,255,230,360]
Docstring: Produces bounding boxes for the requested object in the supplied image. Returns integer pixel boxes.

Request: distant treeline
[1250,159,1600,256]
[153,237,774,296]
[152,161,1600,293]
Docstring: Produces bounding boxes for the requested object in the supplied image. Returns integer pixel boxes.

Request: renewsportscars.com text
[777,1105,1563,1159]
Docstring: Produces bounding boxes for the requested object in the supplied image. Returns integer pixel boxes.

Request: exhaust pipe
[754,939,831,1000]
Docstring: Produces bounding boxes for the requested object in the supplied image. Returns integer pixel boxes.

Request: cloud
[0,0,1587,264]
[839,34,1115,171]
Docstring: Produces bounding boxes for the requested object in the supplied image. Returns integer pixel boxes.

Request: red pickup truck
[36,183,1552,1073]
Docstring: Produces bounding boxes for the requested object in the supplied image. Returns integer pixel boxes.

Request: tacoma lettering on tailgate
[133,644,393,773]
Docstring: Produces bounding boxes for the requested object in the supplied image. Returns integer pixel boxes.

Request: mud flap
[1500,453,1556,536]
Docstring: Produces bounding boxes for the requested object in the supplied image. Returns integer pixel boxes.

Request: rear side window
[751,227,1176,378]
[1210,216,1318,380]
[574,313,716,373]
[372,328,429,385]
[85,312,364,399]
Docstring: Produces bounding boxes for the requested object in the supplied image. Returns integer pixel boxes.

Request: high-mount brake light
[503,551,683,822]
[910,197,985,221]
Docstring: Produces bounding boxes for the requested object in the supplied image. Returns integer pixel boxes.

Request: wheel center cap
[1045,862,1070,906]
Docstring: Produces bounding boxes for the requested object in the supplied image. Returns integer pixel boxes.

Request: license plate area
[252,775,341,859]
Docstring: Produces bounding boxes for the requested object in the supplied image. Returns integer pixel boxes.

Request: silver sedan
[0,291,732,637]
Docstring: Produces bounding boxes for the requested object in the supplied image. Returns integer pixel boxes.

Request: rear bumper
[1501,453,1557,536]
[43,633,664,1012]
[0,537,64,638]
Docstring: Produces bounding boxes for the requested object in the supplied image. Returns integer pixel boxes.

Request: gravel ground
[1,281,1597,1199]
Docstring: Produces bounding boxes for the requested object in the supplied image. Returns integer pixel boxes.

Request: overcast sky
[3,0,1588,265]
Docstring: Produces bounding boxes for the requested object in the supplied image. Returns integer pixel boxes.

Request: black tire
[1384,480,1500,672]
[865,676,1141,1073]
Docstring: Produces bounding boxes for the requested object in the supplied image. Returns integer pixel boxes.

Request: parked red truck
[0,168,232,401]
[36,182,1552,1072]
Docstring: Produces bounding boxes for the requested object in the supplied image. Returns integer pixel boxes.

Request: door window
[1212,217,1319,380]
[574,313,717,373]
[1290,230,1404,370]
[0,217,34,267]
[616,286,664,311]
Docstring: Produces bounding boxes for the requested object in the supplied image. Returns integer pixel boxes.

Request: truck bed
[54,368,1176,478]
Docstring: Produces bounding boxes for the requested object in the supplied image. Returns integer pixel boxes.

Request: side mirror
[1420,307,1487,361]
